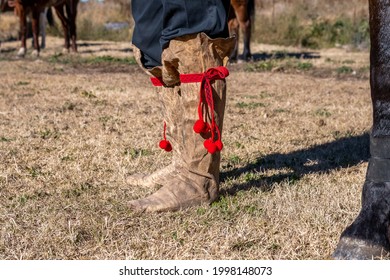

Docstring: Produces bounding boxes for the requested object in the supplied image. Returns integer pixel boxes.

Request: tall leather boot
[128,33,235,212]
[126,47,181,188]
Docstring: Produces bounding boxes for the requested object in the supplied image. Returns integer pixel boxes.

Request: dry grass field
[0,36,374,260]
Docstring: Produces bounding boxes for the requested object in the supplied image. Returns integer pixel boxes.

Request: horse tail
[7,0,15,8]
[247,0,255,33]
[46,7,55,27]
[1,0,14,12]
[1,0,6,12]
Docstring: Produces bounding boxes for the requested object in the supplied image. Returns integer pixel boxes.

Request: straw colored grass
[0,13,19,41]
[0,36,373,259]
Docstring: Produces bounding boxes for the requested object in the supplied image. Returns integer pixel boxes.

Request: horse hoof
[17,47,26,57]
[62,48,70,54]
[32,50,40,57]
[332,236,389,260]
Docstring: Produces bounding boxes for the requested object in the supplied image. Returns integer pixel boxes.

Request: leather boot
[128,33,235,212]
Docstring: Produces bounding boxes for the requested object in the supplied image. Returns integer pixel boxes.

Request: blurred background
[0,0,369,50]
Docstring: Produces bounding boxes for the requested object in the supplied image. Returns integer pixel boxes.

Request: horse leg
[333,0,390,259]
[40,8,48,49]
[235,5,251,60]
[240,17,251,61]
[67,0,78,52]
[17,6,27,57]
[31,9,41,57]
[54,5,70,52]
[228,17,239,62]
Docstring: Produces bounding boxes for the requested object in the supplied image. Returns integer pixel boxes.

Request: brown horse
[228,0,255,62]
[1,0,55,50]
[12,0,79,57]
[333,0,390,260]
[1,0,13,11]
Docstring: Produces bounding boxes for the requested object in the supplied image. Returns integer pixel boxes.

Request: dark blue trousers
[132,0,230,68]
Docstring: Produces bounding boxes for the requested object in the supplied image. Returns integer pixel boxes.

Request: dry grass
[0,13,19,41]
[0,36,372,260]
[253,0,369,48]
[0,1,133,42]
[1,0,368,47]
[74,1,133,41]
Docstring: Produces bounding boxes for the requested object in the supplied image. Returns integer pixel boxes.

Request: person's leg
[39,8,47,49]
[132,0,230,68]
[130,33,234,212]
[131,0,163,68]
[333,0,390,259]
[159,0,229,48]
[128,0,175,188]
[129,1,235,212]
[129,0,232,189]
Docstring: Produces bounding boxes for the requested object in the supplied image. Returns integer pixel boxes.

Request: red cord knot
[194,66,228,154]
[150,66,229,154]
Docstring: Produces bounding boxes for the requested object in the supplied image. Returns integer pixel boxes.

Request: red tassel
[193,119,208,134]
[215,139,223,151]
[204,139,217,154]
[159,121,172,152]
[151,67,229,155]
[159,140,172,151]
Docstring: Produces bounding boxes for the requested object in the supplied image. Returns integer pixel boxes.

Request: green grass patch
[48,53,73,64]
[342,59,356,64]
[0,137,12,142]
[228,155,242,165]
[242,172,262,183]
[61,155,74,162]
[315,108,332,117]
[236,102,266,109]
[39,129,59,140]
[124,148,153,159]
[64,182,96,198]
[253,5,369,49]
[246,61,276,72]
[296,62,313,71]
[337,66,354,74]
[14,81,30,86]
[80,90,97,99]
[61,101,77,111]
[246,58,313,73]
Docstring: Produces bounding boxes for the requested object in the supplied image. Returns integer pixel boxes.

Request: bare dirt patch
[0,37,372,259]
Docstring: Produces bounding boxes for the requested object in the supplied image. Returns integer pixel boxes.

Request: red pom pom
[164,142,172,152]
[204,139,217,154]
[159,140,168,149]
[193,120,208,134]
[203,139,211,149]
[215,140,223,151]
[159,140,172,152]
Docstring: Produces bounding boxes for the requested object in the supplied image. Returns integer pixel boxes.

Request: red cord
[151,66,229,154]
[159,121,172,152]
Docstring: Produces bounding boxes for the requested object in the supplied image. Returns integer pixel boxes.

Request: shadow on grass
[78,47,133,55]
[252,51,321,61]
[77,42,110,47]
[233,51,321,62]
[220,133,369,195]
[0,47,17,54]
